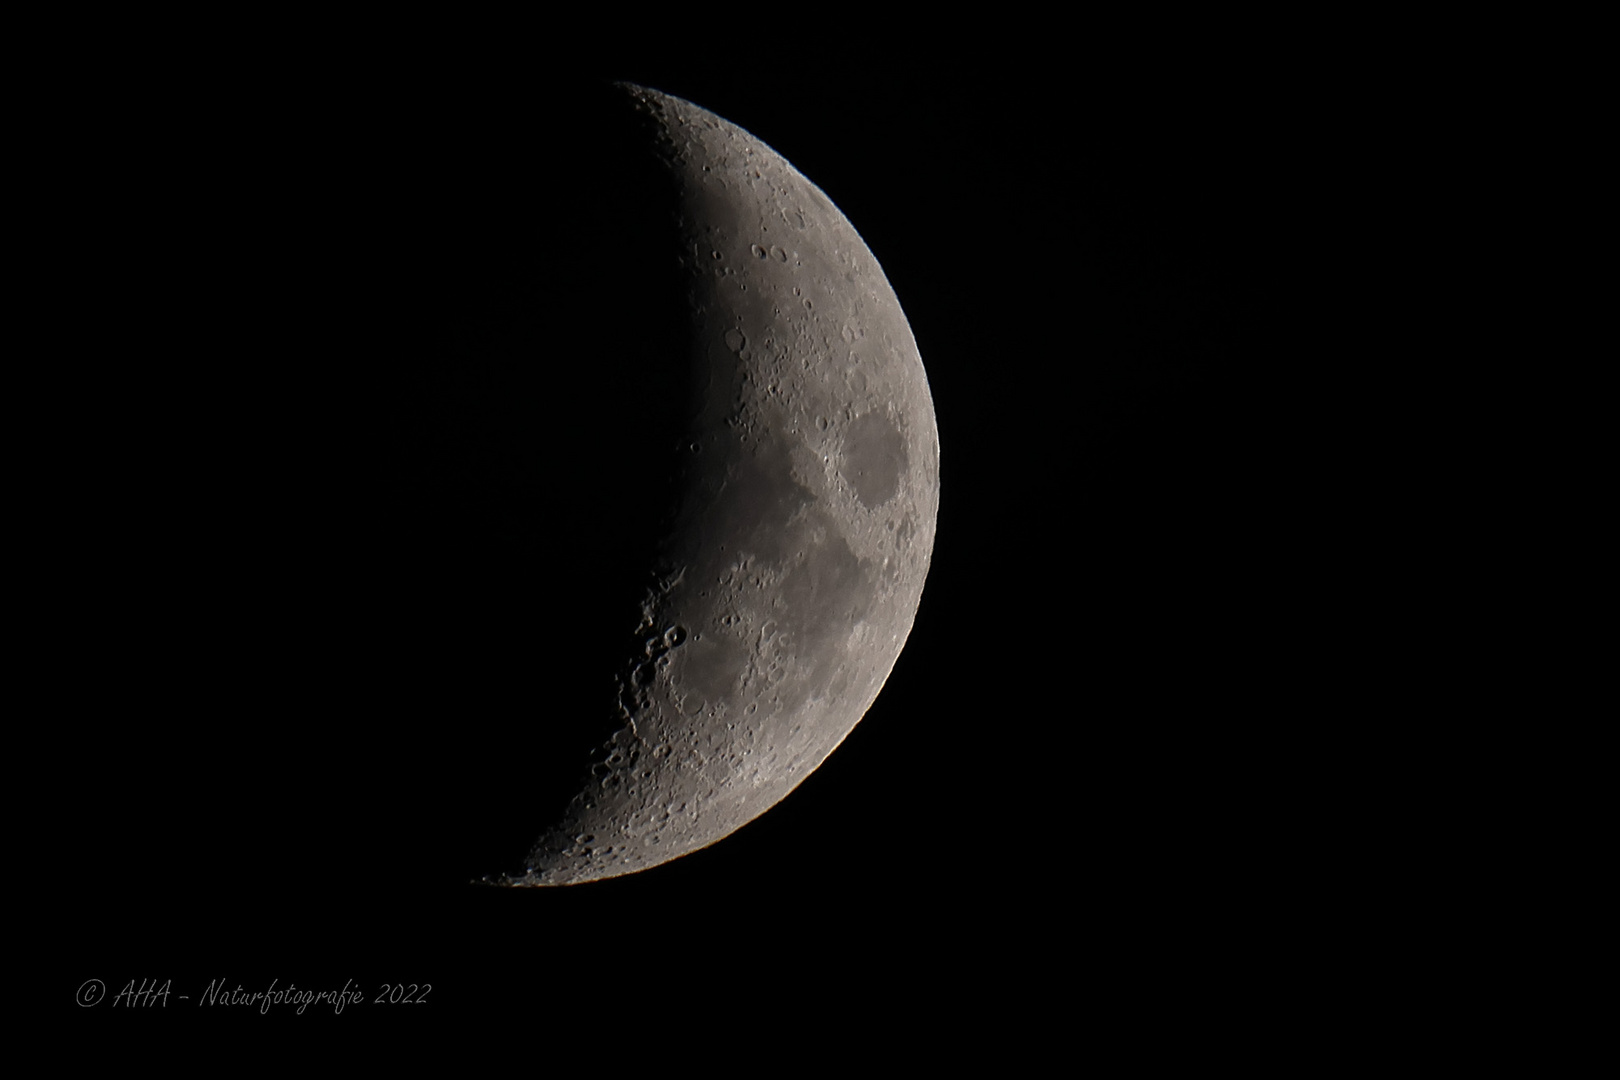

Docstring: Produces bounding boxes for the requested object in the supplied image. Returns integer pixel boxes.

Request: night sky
[52,44,1339,1038]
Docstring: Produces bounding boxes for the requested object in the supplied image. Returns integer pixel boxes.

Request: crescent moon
[491,83,938,886]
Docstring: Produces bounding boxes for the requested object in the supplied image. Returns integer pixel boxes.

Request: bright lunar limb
[507,84,939,885]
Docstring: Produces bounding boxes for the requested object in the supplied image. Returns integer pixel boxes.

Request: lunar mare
[513,85,938,885]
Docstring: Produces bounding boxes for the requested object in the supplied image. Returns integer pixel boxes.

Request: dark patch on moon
[681,428,813,569]
[774,521,872,713]
[662,429,831,712]
[674,632,736,714]
[842,411,908,508]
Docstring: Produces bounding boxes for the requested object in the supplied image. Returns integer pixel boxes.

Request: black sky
[49,44,1342,1039]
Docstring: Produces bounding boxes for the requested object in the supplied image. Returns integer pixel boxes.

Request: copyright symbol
[77,979,105,1007]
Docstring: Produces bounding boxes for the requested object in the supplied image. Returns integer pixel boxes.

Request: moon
[446,82,938,886]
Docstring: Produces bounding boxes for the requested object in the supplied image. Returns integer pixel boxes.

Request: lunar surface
[476,83,940,885]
